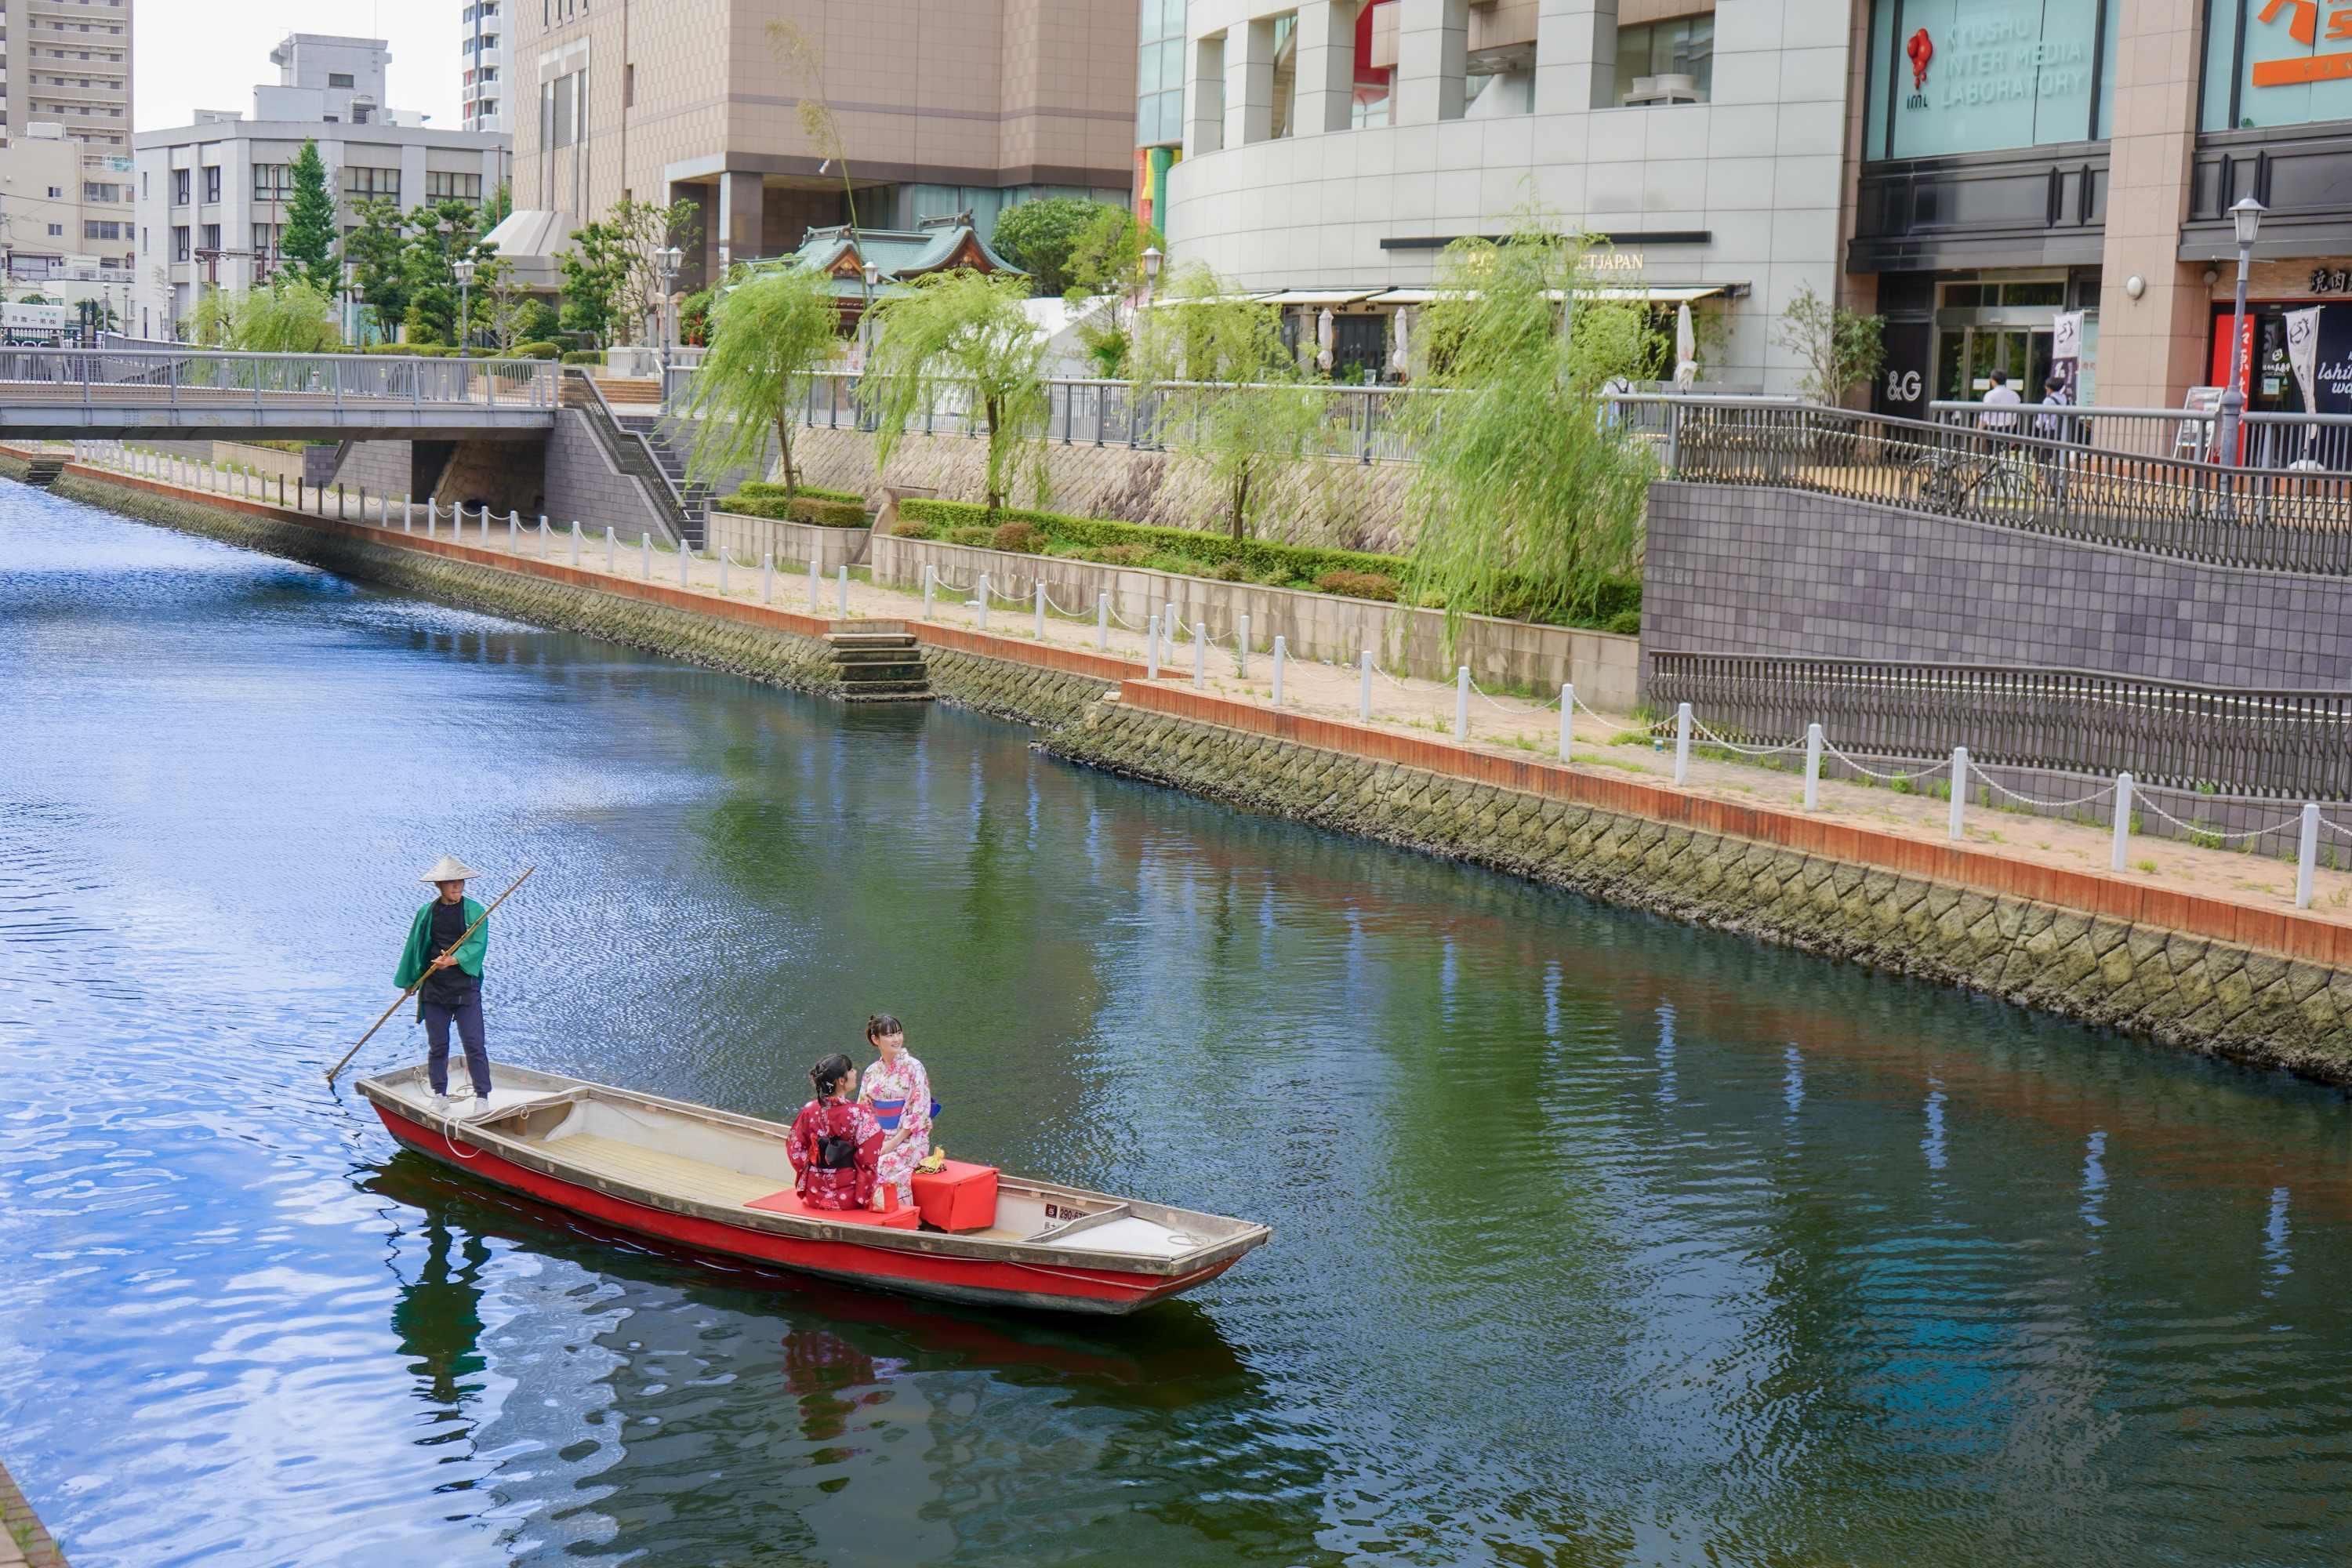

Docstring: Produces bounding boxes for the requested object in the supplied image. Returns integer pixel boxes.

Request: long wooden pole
[325,867,535,1084]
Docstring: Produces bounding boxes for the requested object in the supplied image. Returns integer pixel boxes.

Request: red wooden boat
[358,1062,1270,1315]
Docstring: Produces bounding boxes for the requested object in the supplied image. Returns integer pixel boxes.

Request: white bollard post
[679,535,690,588]
[509,511,518,552]
[571,521,581,568]
[1238,615,1249,678]
[1274,637,1287,706]
[1455,666,1470,742]
[1560,684,1575,760]
[763,553,774,604]
[977,572,990,631]
[1947,746,1969,840]
[1098,592,1109,652]
[1192,622,1206,688]
[810,558,822,612]
[641,532,652,581]
[1803,722,1823,809]
[719,547,730,593]
[2111,772,2135,872]
[1360,650,1373,721]
[2297,802,2321,909]
[837,563,850,615]
[539,518,550,559]
[1147,615,1160,679]
[606,526,616,572]
[403,497,412,532]
[426,501,436,539]
[924,564,936,619]
[1674,702,1693,786]
[1034,581,1047,640]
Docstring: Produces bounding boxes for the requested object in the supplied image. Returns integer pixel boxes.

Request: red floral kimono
[787,1096,883,1211]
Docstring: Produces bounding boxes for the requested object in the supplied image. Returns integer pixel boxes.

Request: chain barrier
[2134,793,2310,844]
[1821,742,1952,785]
[1572,694,1648,732]
[1970,771,2119,812]
[1467,677,1562,715]
[1689,715,1807,758]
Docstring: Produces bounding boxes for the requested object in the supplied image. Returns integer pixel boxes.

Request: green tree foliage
[682,263,844,493]
[863,270,1047,515]
[1131,263,1328,541]
[990,198,1120,297]
[185,277,342,353]
[1065,205,1163,299]
[342,198,413,335]
[1399,212,1659,641]
[1773,282,1886,406]
[280,139,339,289]
[557,198,697,349]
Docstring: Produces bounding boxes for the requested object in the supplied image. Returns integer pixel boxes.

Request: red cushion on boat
[911,1160,1000,1232]
[744,1187,922,1229]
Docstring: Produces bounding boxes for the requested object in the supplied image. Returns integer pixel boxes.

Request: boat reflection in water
[360,1152,1276,1565]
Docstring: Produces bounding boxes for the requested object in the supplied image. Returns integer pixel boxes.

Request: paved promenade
[0,1457,66,1567]
[49,447,2352,958]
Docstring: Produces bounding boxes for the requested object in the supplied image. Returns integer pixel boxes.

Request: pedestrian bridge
[0,348,557,441]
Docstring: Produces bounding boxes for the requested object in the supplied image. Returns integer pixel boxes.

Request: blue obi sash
[866,1097,942,1133]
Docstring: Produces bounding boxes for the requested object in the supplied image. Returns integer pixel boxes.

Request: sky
[134,0,462,133]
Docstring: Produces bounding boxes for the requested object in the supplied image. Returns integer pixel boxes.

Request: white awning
[1581,283,1744,303]
[1259,288,1383,305]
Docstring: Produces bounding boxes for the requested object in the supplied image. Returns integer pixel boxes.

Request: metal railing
[0,347,557,409]
[1642,397,2352,576]
[784,372,1430,463]
[1933,398,2352,469]
[1650,652,2352,803]
[561,368,697,546]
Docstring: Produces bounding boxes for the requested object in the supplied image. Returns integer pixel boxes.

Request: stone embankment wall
[31,455,2352,1088]
[1643,481,2352,690]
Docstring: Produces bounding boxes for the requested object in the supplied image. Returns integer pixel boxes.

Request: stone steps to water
[822,629,928,701]
[20,455,67,488]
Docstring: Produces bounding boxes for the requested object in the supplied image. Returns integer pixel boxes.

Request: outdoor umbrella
[1388,308,1410,379]
[1317,308,1335,373]
[1674,301,1698,393]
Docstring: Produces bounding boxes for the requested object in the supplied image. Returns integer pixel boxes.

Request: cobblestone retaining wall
[1041,695,2352,1087]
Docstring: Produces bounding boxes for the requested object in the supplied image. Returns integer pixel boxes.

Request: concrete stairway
[20,453,67,487]
[822,629,929,702]
[615,412,710,526]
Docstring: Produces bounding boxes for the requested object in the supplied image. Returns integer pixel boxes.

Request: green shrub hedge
[735,480,866,507]
[561,350,604,365]
[891,496,1640,629]
[511,341,564,361]
[713,492,870,528]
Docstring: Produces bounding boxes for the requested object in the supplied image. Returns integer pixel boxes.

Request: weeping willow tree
[1130,261,1329,541]
[862,270,1048,515]
[1401,212,1660,641]
[681,263,843,493]
[186,277,342,352]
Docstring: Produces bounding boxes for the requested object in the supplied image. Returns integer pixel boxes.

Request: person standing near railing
[1981,370,2022,433]
[2032,366,2076,499]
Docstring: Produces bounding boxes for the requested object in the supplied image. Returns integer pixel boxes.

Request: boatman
[396,855,495,1111]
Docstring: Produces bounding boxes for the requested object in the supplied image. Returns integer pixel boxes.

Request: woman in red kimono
[787,1054,885,1212]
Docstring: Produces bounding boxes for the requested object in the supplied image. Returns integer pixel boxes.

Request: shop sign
[2249,0,2352,87]
[1889,0,2103,158]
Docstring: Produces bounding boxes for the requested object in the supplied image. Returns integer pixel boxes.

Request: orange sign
[2249,0,2352,85]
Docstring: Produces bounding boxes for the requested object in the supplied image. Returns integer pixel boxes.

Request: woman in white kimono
[857,1013,933,1209]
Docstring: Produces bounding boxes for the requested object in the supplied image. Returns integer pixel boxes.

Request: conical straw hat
[419,855,483,884]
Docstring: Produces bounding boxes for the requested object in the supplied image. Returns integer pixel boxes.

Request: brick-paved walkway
[0,1456,67,1568]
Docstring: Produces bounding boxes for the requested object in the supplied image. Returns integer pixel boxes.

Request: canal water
[5,493,2352,1567]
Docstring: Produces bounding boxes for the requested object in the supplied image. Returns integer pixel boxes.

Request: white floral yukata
[859,1052,932,1203]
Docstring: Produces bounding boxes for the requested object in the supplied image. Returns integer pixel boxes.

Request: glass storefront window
[1138,0,1187,148]
[2201,0,2352,131]
[1864,0,2118,160]
[1615,19,1714,104]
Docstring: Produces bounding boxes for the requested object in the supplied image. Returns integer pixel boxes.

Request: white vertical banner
[2285,307,2321,412]
[2052,310,2085,387]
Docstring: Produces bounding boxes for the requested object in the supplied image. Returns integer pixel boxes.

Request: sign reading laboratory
[1887,0,2107,158]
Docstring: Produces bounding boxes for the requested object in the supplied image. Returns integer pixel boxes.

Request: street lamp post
[452,258,477,359]
[2215,194,2266,469]
[655,244,684,385]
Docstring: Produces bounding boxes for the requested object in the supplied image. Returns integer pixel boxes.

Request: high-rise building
[132,34,510,339]
[463,1,509,133]
[495,0,1137,292]
[1,0,134,149]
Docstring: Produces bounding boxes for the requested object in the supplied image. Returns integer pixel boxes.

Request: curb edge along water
[27,454,2352,1092]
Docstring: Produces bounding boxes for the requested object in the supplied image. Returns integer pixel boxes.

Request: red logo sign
[1906,28,1933,90]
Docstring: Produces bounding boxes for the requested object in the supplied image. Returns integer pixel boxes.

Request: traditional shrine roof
[760,221,1025,303]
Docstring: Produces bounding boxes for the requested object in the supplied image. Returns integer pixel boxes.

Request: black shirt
[419,898,478,1007]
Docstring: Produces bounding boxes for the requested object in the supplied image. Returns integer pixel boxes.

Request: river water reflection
[5,493,2352,1566]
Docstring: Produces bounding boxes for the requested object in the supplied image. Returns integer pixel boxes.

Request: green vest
[394,897,487,990]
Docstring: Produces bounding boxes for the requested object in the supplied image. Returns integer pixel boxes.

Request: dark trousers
[421,996,491,1097]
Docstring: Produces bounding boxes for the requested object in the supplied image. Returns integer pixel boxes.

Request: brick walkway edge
[0,1455,67,1568]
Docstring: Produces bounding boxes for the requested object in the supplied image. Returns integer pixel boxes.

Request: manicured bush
[990,521,1040,554]
[1316,569,1401,602]
[736,480,865,507]
[889,517,936,541]
[713,492,869,528]
[561,350,604,365]
[511,341,564,361]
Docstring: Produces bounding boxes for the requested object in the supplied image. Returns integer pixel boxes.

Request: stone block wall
[706,511,869,574]
[869,532,1642,707]
[1642,481,2352,691]
[542,408,678,544]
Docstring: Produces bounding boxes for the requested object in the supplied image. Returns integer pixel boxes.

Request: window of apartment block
[171,225,190,260]
[171,167,189,205]
[252,164,291,202]
[1614,5,1713,107]
[82,219,119,240]
[46,223,62,236]
[426,171,482,201]
[328,72,355,89]
[1138,0,1187,147]
[343,166,400,202]
[1864,0,2117,158]
[2201,0,2352,129]
[252,223,281,256]
[202,165,220,202]
[199,223,220,251]
[83,182,120,201]
[1268,13,1298,139]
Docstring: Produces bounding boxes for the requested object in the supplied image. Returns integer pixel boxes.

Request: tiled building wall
[1640,481,2352,692]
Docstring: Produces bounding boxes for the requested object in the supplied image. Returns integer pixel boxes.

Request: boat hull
[374,1102,1234,1315]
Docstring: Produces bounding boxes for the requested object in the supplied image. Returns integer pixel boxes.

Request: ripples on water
[5,492,2352,1566]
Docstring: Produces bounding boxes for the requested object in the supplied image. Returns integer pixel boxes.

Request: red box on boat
[911,1160,999,1232]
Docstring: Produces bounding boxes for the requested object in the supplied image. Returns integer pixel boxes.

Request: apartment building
[1155,0,2352,409]
[0,120,132,317]
[497,0,1136,293]
[1,0,133,150]
[132,34,510,339]
[463,1,509,134]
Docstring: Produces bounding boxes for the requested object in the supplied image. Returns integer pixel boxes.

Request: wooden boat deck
[543,1132,783,1208]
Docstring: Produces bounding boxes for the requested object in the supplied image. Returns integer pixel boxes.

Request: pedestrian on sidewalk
[394,855,495,1113]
